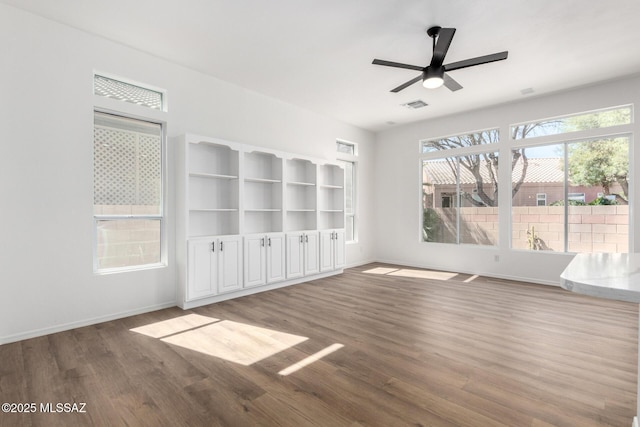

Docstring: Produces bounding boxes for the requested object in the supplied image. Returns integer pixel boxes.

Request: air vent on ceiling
[402,100,428,109]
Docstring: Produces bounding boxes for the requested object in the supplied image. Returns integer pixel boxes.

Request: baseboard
[371,258,560,287]
[633,416,638,427]
[0,301,177,346]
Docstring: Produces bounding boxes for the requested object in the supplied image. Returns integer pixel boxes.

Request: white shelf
[245,177,281,183]
[318,163,345,230]
[190,172,238,180]
[245,208,282,212]
[190,208,238,212]
[287,181,315,187]
[288,209,315,212]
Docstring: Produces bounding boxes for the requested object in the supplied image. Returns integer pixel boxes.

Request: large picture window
[419,105,632,254]
[422,151,499,245]
[511,137,629,252]
[93,112,164,271]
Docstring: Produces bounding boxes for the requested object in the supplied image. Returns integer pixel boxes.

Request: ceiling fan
[372,26,508,93]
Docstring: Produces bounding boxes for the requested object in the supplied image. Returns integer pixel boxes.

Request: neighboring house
[423,158,623,208]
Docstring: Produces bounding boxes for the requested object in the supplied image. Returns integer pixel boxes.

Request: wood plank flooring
[1,263,637,426]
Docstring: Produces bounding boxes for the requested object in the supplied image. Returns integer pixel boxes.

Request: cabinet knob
[268,238,271,247]
[261,238,265,247]
[211,242,215,252]
[220,241,224,251]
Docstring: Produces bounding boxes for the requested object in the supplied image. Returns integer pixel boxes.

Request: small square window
[94,74,164,110]
[337,141,356,155]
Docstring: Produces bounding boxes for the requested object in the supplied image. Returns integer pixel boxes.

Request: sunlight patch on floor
[162,320,308,366]
[131,314,308,366]
[362,267,399,274]
[278,343,344,376]
[388,269,458,280]
[363,267,458,280]
[130,313,218,338]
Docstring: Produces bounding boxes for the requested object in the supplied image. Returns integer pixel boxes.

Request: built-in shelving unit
[176,133,345,310]
[187,142,239,237]
[286,158,317,231]
[318,163,345,230]
[243,150,283,234]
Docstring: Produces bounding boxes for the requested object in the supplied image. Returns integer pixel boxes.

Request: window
[421,128,499,153]
[93,112,164,271]
[511,105,631,139]
[337,140,357,243]
[511,136,629,253]
[94,74,164,110]
[536,193,547,206]
[422,151,499,245]
[567,193,586,203]
[337,141,356,155]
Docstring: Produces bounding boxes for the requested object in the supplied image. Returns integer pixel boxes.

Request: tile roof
[424,158,564,185]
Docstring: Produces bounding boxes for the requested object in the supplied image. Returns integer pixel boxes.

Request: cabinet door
[266,233,286,284]
[218,236,243,294]
[286,233,304,279]
[333,229,346,269]
[244,235,266,288]
[319,230,334,272]
[187,239,217,300]
[304,231,320,275]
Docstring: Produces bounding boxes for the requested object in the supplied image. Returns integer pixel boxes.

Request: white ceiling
[4,0,640,132]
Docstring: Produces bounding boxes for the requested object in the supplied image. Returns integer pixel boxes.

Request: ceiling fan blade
[444,51,508,72]
[443,73,463,92]
[390,74,423,93]
[431,28,456,67]
[372,59,424,72]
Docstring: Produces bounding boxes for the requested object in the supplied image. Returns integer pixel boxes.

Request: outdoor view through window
[422,106,631,253]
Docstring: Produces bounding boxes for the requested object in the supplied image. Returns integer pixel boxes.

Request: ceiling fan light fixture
[423,76,444,89]
[423,67,444,89]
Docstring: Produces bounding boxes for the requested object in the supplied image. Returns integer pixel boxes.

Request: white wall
[374,75,640,285]
[0,4,375,344]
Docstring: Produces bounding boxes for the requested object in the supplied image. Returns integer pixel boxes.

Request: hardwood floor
[1,263,637,426]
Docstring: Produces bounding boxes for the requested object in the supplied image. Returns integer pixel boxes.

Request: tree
[563,108,630,201]
[567,138,628,199]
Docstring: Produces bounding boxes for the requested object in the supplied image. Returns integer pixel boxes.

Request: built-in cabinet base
[179,267,343,310]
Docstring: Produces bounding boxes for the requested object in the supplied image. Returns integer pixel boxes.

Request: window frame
[509,129,632,254]
[536,193,547,206]
[93,73,168,274]
[93,110,167,274]
[420,147,500,247]
[337,140,358,244]
[93,71,168,112]
[418,104,633,254]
